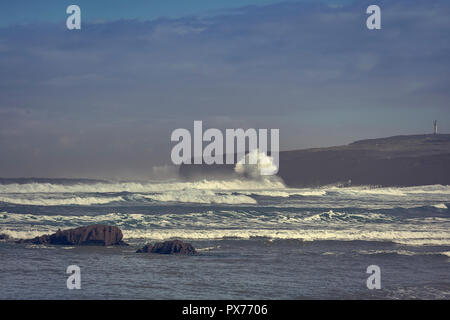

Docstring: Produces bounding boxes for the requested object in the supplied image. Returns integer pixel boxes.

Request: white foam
[441,251,450,257]
[1,181,449,209]
[358,250,450,257]
[196,245,221,252]
[0,228,53,240]
[119,228,450,246]
[433,203,448,209]
[330,185,450,197]
[22,225,439,247]
[245,190,291,197]
[242,189,327,198]
[134,191,257,205]
[0,195,123,206]
[0,178,285,194]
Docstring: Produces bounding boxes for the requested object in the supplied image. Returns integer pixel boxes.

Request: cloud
[0,0,449,178]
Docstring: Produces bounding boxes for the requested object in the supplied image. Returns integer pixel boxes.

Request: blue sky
[0,0,353,26]
[0,0,449,179]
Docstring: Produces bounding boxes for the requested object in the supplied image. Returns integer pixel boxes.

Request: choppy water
[0,178,449,299]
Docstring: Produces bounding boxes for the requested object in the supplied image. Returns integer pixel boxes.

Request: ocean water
[0,178,449,299]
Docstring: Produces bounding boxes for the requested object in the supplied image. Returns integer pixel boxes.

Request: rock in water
[0,234,9,240]
[17,225,127,246]
[136,244,153,253]
[136,240,196,255]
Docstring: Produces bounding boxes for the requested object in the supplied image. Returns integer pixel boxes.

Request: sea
[0,177,449,299]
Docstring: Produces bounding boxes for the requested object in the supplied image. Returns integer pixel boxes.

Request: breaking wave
[0,180,449,206]
[2,209,449,246]
[433,203,448,209]
[0,178,285,194]
[0,195,124,206]
[132,191,257,205]
[357,250,450,257]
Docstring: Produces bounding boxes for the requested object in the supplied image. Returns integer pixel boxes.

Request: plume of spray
[234,149,279,178]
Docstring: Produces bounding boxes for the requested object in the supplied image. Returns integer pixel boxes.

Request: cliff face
[180,134,450,187]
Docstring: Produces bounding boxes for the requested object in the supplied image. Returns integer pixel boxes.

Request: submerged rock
[0,234,9,240]
[16,225,128,246]
[136,240,196,255]
[136,244,153,253]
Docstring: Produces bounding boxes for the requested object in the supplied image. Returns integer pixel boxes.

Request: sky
[0,0,353,26]
[0,0,449,179]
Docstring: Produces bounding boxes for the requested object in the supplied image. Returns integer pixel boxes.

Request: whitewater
[0,178,449,245]
[1,178,449,299]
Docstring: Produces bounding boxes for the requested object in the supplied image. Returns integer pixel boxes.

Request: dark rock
[136,244,153,253]
[136,240,196,255]
[16,225,128,246]
[0,233,9,240]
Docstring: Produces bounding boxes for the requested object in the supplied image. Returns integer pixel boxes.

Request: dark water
[1,239,449,299]
[0,179,449,299]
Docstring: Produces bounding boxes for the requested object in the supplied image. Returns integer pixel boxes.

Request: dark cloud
[0,0,449,179]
